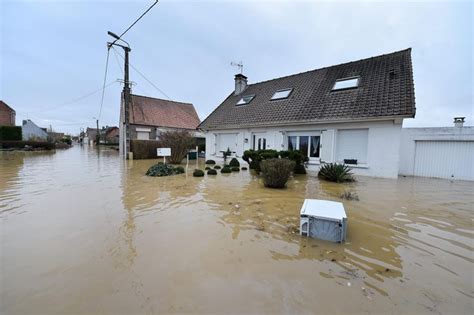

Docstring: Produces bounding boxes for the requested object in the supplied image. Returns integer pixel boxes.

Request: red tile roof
[129,94,200,129]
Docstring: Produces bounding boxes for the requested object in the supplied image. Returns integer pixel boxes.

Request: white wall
[204,120,403,178]
[399,127,474,179]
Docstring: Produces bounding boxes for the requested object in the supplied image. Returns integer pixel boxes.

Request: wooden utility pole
[123,46,131,159]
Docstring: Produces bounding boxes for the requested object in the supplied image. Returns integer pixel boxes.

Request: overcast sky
[1,0,472,134]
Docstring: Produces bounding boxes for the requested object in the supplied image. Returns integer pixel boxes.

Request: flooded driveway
[1,145,473,314]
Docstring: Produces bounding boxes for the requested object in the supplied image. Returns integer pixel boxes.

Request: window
[236,94,255,105]
[271,88,293,100]
[332,77,359,91]
[288,134,320,159]
[336,129,368,164]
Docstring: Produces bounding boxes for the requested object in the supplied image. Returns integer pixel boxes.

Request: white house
[199,49,416,178]
[399,118,474,181]
[22,119,48,141]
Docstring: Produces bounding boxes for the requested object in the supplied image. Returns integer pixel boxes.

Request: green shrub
[243,149,308,173]
[130,140,160,159]
[205,159,216,165]
[207,169,218,175]
[0,126,22,141]
[293,164,306,174]
[175,166,185,174]
[231,166,240,172]
[205,166,211,170]
[241,167,248,170]
[221,167,232,174]
[318,163,355,183]
[229,158,240,167]
[260,158,295,188]
[146,163,184,177]
[0,141,55,150]
[193,169,205,177]
[214,165,221,169]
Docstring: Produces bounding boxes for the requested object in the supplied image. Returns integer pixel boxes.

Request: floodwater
[1,145,473,314]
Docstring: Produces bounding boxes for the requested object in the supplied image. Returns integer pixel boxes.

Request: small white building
[399,118,474,181]
[22,119,48,141]
[199,49,416,178]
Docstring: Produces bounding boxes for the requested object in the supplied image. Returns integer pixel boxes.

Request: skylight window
[271,88,293,100]
[332,77,359,91]
[236,94,255,105]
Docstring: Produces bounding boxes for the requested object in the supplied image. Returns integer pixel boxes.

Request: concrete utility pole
[107,31,131,160]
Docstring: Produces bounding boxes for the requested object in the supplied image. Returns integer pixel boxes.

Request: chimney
[454,117,465,128]
[234,74,248,95]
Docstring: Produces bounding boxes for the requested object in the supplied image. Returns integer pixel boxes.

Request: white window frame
[286,131,322,162]
[271,88,293,100]
[236,94,255,105]
[332,76,360,91]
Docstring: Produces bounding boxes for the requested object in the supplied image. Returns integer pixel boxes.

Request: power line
[110,0,159,46]
[19,80,118,115]
[98,49,111,120]
[112,46,172,100]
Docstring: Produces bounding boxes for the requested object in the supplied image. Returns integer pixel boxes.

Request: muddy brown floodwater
[1,145,473,314]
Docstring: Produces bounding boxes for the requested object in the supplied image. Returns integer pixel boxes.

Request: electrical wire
[110,0,159,46]
[112,46,172,100]
[98,48,111,120]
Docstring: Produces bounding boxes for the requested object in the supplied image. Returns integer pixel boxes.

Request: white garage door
[218,133,237,153]
[414,141,474,180]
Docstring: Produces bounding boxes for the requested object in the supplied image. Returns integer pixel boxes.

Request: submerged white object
[300,199,347,243]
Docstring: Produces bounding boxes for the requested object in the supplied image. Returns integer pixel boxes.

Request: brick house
[0,101,16,126]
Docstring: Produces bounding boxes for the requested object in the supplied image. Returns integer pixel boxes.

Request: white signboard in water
[157,148,171,157]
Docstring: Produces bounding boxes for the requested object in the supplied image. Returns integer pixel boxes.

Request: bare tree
[157,130,194,164]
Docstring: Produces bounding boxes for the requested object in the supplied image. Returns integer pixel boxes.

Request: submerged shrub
[205,159,216,165]
[205,166,211,170]
[340,191,359,201]
[221,167,232,174]
[231,166,240,172]
[293,164,307,174]
[229,158,240,167]
[146,163,184,177]
[214,165,222,170]
[207,169,218,175]
[193,169,205,177]
[318,163,355,183]
[260,158,295,188]
[241,167,248,171]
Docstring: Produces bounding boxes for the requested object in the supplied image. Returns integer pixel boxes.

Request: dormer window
[236,94,255,105]
[271,88,293,100]
[332,77,359,91]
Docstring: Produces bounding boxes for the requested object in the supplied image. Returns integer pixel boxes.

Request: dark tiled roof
[129,94,200,130]
[199,49,415,130]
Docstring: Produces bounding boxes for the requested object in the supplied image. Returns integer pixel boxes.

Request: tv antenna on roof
[231,61,243,74]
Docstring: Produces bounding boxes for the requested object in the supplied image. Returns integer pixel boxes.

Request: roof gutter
[199,115,414,131]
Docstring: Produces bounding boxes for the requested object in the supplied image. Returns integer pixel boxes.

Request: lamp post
[107,31,131,160]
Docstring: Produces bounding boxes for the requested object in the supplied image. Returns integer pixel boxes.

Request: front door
[253,133,267,150]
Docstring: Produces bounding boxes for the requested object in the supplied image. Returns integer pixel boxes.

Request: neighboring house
[0,100,16,126]
[199,49,416,178]
[84,127,98,144]
[399,118,474,181]
[22,120,48,141]
[47,131,65,143]
[120,94,202,156]
[101,126,119,144]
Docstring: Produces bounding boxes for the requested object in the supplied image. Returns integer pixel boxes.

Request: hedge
[0,126,22,141]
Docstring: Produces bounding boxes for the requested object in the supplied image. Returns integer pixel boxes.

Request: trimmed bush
[231,166,240,172]
[293,164,307,174]
[0,141,55,150]
[243,149,309,174]
[260,158,295,188]
[130,140,161,159]
[0,126,22,141]
[214,165,221,170]
[207,169,218,175]
[229,157,240,167]
[221,167,232,174]
[205,166,211,170]
[146,163,184,177]
[318,163,355,183]
[205,159,216,165]
[193,169,205,177]
[241,167,248,171]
